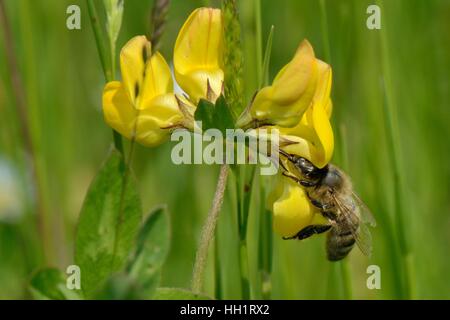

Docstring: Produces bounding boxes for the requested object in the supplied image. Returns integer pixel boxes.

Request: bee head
[295,157,315,175]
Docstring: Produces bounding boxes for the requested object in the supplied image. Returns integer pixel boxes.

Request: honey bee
[279,150,376,261]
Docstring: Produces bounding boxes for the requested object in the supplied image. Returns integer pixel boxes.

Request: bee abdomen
[326,229,356,261]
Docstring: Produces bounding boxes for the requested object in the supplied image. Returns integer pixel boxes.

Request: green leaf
[261,25,275,88]
[29,268,81,300]
[213,95,235,135]
[103,0,124,44]
[194,96,235,135]
[95,273,144,300]
[127,206,171,297]
[153,288,213,300]
[194,99,216,131]
[75,149,142,298]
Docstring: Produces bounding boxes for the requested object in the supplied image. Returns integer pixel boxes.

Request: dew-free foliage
[127,206,171,297]
[153,287,212,300]
[30,268,81,300]
[195,96,235,135]
[75,149,142,298]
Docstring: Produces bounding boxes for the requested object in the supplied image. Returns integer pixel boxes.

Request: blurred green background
[1,0,449,299]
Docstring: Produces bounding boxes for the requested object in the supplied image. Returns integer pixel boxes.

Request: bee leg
[283,224,332,240]
[322,211,338,221]
[307,194,333,210]
[281,171,302,183]
[300,180,317,187]
[282,172,317,187]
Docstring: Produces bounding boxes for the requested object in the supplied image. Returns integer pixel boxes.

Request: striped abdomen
[326,213,359,261]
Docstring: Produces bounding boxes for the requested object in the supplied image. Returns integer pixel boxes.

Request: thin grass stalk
[254,0,263,87]
[0,0,50,263]
[256,24,274,300]
[319,0,354,299]
[234,166,251,299]
[260,25,274,89]
[378,0,415,299]
[214,235,222,299]
[86,0,123,154]
[258,176,272,299]
[337,125,353,299]
[149,0,170,51]
[319,0,331,63]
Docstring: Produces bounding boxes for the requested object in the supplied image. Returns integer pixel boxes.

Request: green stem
[254,0,263,88]
[319,0,331,63]
[338,125,353,299]
[320,0,354,299]
[258,175,272,299]
[214,235,222,299]
[191,165,230,293]
[0,0,51,263]
[234,166,251,299]
[378,0,414,299]
[86,0,123,154]
[260,25,274,89]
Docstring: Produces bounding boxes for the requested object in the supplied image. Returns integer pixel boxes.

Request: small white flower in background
[0,158,23,223]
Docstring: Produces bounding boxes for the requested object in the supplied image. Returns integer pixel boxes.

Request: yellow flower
[249,40,319,127]
[174,7,223,104]
[267,174,327,237]
[279,59,334,168]
[103,8,224,147]
[103,36,185,147]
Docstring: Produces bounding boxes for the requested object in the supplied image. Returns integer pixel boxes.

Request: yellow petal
[174,8,223,103]
[135,94,184,147]
[102,81,137,139]
[139,51,173,108]
[250,40,318,127]
[314,59,332,107]
[120,36,151,106]
[281,100,334,168]
[120,36,173,109]
[324,99,333,118]
[268,175,319,237]
[103,81,183,147]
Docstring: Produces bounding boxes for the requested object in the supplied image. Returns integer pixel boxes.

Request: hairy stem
[191,164,229,293]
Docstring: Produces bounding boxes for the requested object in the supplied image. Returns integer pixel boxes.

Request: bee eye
[297,158,315,174]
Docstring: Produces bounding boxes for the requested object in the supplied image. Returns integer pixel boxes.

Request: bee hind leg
[283,224,332,240]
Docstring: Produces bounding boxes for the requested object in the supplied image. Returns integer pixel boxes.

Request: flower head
[102,8,224,147]
[103,36,185,147]
[174,7,223,104]
[279,59,334,168]
[247,40,319,127]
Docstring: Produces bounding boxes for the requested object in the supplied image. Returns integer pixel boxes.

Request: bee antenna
[279,149,295,162]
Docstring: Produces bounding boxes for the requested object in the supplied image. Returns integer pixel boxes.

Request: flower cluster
[240,40,334,238]
[102,8,222,147]
[102,7,334,239]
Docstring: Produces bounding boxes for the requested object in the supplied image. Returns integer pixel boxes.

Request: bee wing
[354,220,373,257]
[332,195,373,257]
[351,192,377,227]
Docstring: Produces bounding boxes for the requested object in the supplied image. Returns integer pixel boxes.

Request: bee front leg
[282,172,317,187]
